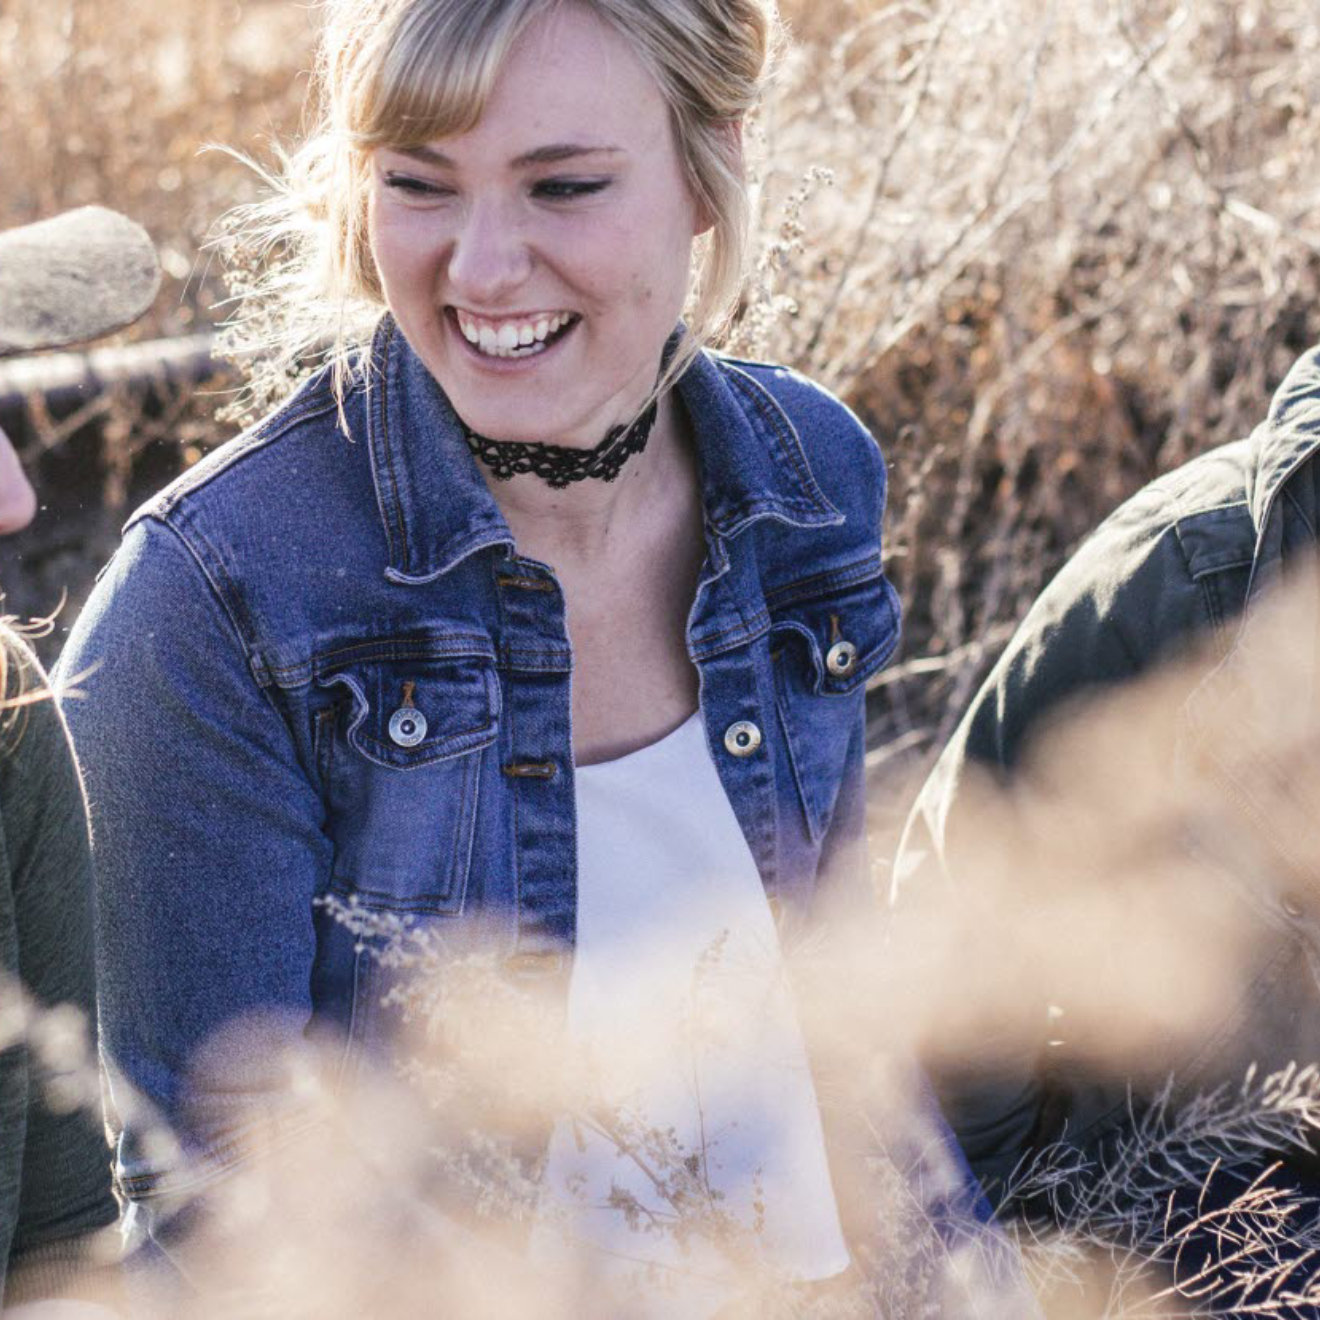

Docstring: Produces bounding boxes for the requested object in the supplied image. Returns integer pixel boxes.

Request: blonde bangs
[345,0,550,152]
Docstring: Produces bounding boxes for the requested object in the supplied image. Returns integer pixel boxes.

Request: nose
[447,200,532,305]
[0,427,36,536]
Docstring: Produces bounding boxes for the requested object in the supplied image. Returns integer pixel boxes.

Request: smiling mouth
[451,308,581,360]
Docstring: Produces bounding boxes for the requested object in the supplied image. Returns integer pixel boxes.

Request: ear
[693,118,745,237]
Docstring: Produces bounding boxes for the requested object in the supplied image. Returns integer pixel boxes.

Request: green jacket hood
[1244,343,1320,600]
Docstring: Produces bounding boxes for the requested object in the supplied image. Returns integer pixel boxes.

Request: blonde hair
[219,0,780,421]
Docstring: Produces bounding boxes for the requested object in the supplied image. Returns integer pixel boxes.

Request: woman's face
[0,427,36,535]
[368,3,703,449]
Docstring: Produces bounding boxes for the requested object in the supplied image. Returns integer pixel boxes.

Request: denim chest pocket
[312,637,500,917]
[769,567,900,842]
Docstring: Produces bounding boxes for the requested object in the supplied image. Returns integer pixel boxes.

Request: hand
[0,422,36,534]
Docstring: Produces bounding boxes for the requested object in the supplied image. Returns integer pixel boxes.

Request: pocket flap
[314,636,499,769]
[769,569,901,695]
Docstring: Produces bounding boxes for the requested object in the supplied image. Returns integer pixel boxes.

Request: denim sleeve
[0,634,117,1301]
[57,516,334,1199]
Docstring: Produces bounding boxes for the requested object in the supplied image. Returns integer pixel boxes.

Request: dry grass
[746,0,1320,791]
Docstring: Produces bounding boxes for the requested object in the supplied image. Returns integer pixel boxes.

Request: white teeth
[456,311,575,358]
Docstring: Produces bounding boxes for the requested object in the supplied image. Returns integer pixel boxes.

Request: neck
[482,395,695,563]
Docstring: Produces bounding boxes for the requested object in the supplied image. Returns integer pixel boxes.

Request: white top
[530,713,849,1316]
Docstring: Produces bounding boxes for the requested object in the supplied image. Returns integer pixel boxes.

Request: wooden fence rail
[0,334,225,416]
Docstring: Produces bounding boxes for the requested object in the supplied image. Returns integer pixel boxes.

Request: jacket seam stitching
[1282,484,1316,537]
[510,671,524,937]
[301,637,494,674]
[266,638,499,687]
[690,608,771,647]
[147,515,264,684]
[1112,522,1200,670]
[134,393,341,525]
[496,647,573,667]
[374,319,411,570]
[1196,575,1224,631]
[327,874,461,916]
[1171,498,1255,578]
[723,367,829,513]
[763,556,886,610]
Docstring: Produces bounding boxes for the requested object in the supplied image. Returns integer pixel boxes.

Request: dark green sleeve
[896,491,1231,1199]
[0,634,117,1301]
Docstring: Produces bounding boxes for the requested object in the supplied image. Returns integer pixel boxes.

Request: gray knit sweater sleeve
[0,631,117,1305]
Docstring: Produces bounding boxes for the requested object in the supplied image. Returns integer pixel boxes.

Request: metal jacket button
[388,705,428,748]
[826,640,859,677]
[724,720,762,757]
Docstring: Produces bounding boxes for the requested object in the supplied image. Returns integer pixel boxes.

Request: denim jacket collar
[364,316,842,586]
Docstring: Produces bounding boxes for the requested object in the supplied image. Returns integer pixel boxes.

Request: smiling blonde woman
[58,1,1010,1311]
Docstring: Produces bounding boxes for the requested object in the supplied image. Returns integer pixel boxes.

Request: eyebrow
[393,143,625,168]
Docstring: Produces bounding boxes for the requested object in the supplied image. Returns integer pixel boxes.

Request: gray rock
[0,206,161,356]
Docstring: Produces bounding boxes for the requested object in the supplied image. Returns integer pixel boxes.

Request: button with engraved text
[724,720,762,757]
[826,640,858,677]
[388,705,428,748]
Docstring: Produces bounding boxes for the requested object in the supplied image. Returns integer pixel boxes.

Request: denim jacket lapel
[364,317,844,589]
[366,317,515,586]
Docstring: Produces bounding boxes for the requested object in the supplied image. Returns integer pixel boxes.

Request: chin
[451,405,583,448]
[443,382,605,447]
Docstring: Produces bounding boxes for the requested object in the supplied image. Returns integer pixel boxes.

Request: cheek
[368,229,408,297]
[634,232,695,317]
[598,219,693,317]
[625,271,660,307]
[368,208,433,298]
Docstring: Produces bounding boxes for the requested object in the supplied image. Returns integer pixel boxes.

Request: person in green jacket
[0,205,159,1310]
[898,345,1320,1307]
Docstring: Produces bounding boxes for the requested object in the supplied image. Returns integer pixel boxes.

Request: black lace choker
[460,400,659,490]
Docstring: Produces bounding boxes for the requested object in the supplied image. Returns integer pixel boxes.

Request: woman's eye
[533,178,611,202]
[382,172,452,200]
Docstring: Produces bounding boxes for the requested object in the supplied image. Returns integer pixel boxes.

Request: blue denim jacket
[60,317,909,1202]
